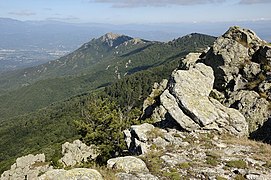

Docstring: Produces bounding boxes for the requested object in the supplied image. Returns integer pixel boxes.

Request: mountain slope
[0,33,216,173]
[0,33,216,121]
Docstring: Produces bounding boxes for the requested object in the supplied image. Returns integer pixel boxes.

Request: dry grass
[74,162,118,180]
[148,127,165,140]
[222,135,271,162]
[91,164,118,180]
[31,161,49,168]
[140,150,164,176]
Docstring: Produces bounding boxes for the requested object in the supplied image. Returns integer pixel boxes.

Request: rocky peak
[99,32,133,47]
[222,26,266,54]
[101,32,123,41]
[202,26,271,134]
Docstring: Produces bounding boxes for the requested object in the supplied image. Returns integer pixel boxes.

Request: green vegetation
[206,156,219,166]
[75,96,141,164]
[234,174,246,180]
[0,93,86,173]
[177,162,190,169]
[141,150,164,176]
[216,176,227,180]
[162,168,180,180]
[226,160,247,169]
[263,161,271,168]
[206,151,221,166]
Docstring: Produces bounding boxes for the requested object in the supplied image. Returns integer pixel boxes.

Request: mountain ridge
[0,32,216,122]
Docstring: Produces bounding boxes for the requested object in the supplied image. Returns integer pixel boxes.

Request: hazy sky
[0,0,270,24]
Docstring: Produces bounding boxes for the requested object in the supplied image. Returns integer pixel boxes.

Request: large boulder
[59,139,99,167]
[38,168,103,180]
[204,26,266,91]
[144,63,248,136]
[1,154,52,180]
[107,156,149,173]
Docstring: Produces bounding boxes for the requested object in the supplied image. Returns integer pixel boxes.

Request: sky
[0,0,270,24]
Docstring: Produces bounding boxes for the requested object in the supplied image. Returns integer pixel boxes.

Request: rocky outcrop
[201,26,271,135]
[142,79,168,119]
[39,168,103,180]
[1,140,102,179]
[225,90,270,132]
[107,156,159,179]
[204,26,265,91]
[107,156,149,173]
[125,123,190,155]
[1,154,52,180]
[59,139,98,167]
[179,52,202,70]
[2,27,271,180]
[143,62,248,136]
[124,123,155,154]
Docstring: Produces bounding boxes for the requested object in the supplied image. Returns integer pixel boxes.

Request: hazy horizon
[0,0,270,24]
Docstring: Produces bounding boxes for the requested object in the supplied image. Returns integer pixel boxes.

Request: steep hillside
[0,33,216,121]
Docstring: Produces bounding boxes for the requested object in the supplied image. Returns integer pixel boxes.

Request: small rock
[153,137,169,148]
[245,173,261,180]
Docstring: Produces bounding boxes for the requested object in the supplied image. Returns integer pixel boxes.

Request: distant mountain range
[1,17,270,51]
[0,18,270,72]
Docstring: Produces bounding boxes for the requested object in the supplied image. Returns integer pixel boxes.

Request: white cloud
[91,0,225,8]
[46,16,80,22]
[9,10,36,16]
[239,0,271,4]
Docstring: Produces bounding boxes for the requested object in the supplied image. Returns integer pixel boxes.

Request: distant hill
[0,32,216,121]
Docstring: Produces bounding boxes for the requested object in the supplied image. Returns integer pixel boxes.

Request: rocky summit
[203,26,270,134]
[1,26,271,180]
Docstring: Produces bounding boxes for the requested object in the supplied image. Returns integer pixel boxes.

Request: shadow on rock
[250,117,271,144]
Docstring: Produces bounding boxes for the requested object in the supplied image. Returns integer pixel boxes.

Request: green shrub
[234,174,246,180]
[177,162,190,169]
[206,156,218,166]
[226,160,247,169]
[163,168,180,180]
[75,96,141,164]
[216,176,227,180]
